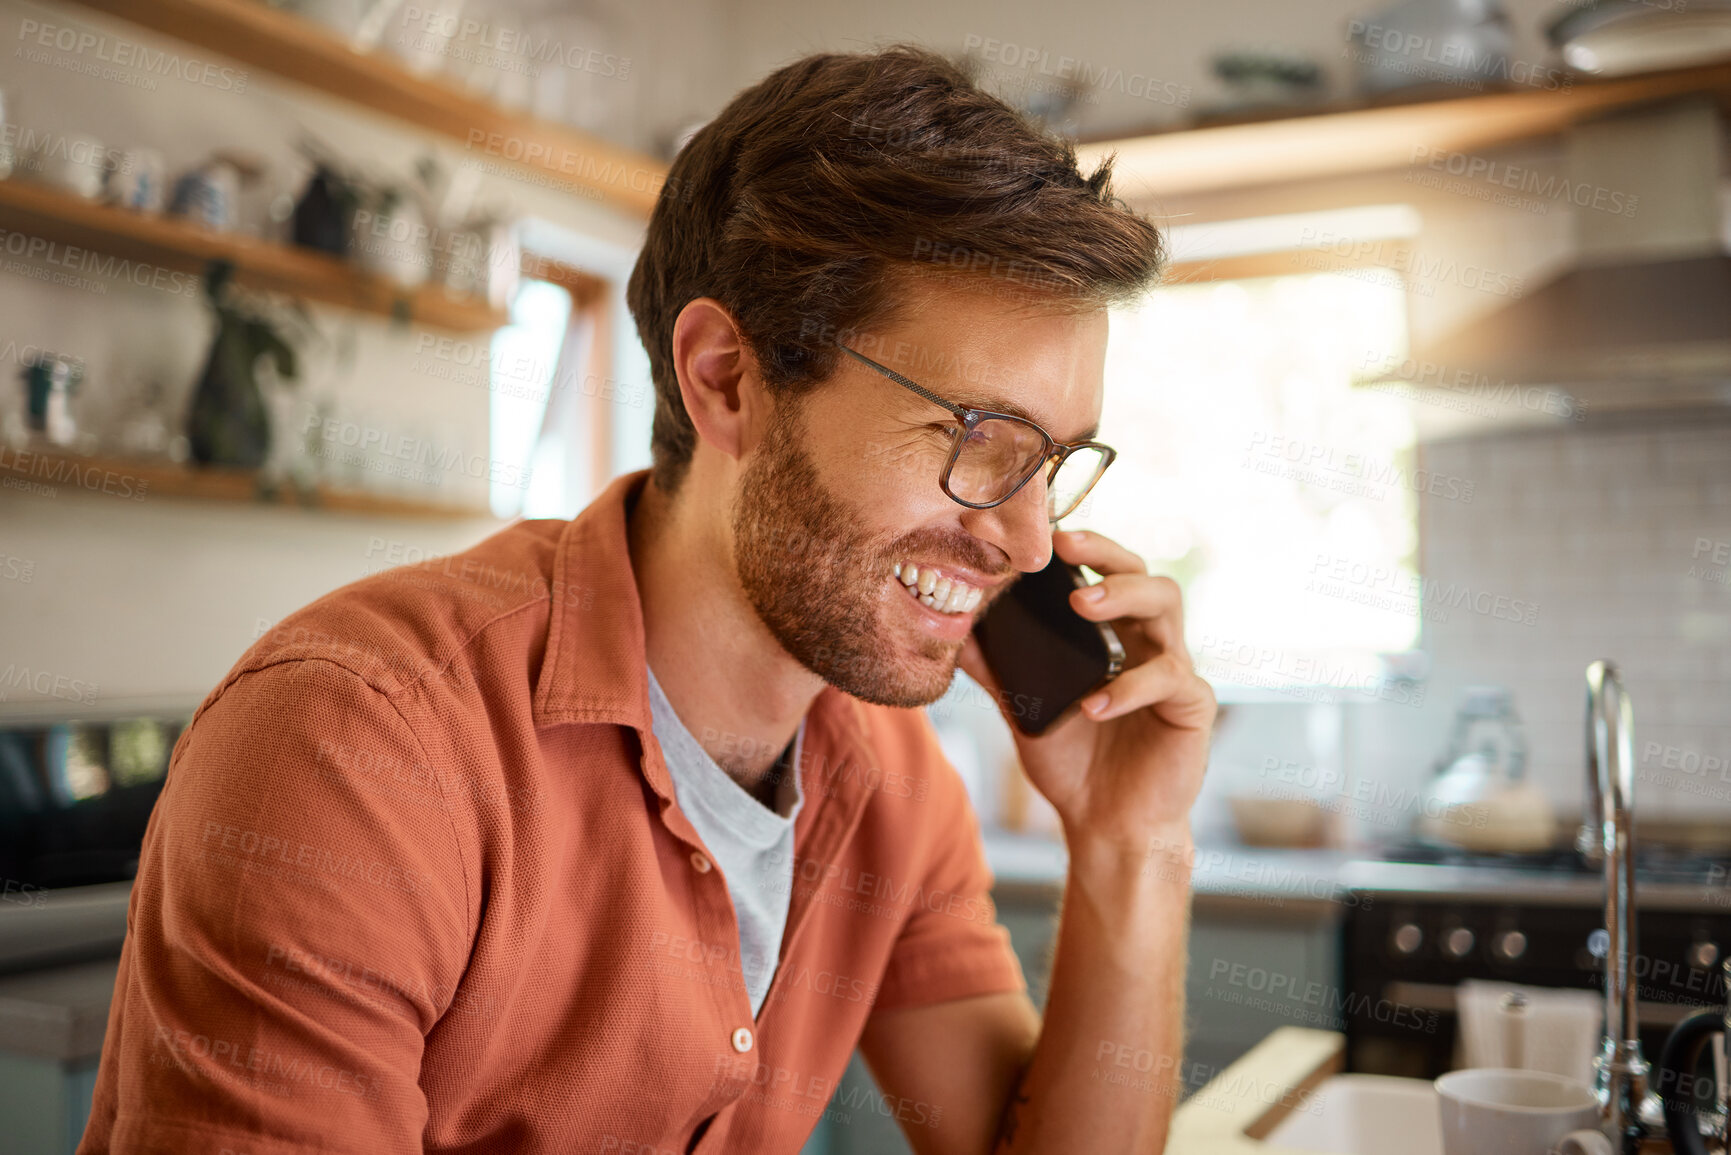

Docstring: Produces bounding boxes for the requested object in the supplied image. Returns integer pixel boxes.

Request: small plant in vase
[185,261,316,471]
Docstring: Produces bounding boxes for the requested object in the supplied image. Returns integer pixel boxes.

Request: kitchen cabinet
[0,959,116,1155]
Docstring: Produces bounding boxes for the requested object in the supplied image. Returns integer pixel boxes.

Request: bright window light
[489,280,572,518]
[1164,204,1422,263]
[1068,271,1417,695]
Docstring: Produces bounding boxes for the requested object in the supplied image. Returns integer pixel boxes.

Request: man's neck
[627,474,826,799]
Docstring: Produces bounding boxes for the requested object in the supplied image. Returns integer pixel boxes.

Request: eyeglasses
[839,345,1116,521]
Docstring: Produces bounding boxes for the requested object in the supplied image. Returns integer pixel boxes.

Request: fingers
[1068,572,1188,660]
[1052,529,1147,577]
[1081,651,1216,727]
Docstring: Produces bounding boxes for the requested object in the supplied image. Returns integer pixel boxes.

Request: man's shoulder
[836,698,966,818]
[227,518,570,702]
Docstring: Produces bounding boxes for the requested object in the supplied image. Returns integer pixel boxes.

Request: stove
[1372,838,1731,886]
[1340,841,1731,1078]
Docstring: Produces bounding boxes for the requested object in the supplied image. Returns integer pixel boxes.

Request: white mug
[1434,1068,1599,1155]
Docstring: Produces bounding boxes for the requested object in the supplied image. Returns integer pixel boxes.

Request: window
[488,279,573,518]
[1071,267,1418,697]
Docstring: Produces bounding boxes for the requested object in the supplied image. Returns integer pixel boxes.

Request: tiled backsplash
[1418,410,1731,816]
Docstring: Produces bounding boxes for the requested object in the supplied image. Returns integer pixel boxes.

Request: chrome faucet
[1578,659,1663,1154]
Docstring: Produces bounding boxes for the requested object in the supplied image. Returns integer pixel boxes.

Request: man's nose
[963,470,1054,574]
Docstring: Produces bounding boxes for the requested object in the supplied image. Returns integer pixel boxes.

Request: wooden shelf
[1079,57,1731,199]
[65,0,667,218]
[0,178,506,331]
[0,444,496,519]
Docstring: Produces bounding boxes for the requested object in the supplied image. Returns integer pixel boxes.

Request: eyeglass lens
[947,418,1108,518]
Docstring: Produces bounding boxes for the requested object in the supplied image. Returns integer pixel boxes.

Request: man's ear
[671,297,768,462]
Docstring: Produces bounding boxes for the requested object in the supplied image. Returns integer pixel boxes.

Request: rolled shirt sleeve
[867,726,1027,1013]
[79,658,472,1155]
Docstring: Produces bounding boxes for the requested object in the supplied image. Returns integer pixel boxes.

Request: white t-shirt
[645,664,805,1017]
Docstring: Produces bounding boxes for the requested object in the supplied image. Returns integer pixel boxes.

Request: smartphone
[972,554,1125,737]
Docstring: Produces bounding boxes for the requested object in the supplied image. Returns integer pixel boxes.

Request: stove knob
[1495,930,1528,961]
[1690,941,1719,969]
[1391,923,1424,956]
[1443,927,1476,960]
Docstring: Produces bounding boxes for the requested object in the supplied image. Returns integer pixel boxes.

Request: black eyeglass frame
[838,344,1117,520]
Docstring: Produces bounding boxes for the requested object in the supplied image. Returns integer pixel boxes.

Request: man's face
[731,279,1109,708]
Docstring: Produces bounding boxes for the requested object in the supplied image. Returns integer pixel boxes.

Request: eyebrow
[942,389,1101,444]
[844,345,1101,443]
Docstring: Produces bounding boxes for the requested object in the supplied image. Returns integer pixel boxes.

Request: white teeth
[893,560,982,615]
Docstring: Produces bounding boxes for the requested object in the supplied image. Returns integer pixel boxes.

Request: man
[79,44,1212,1155]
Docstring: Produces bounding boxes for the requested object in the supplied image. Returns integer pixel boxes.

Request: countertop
[985,829,1731,913]
[989,829,1357,923]
[0,956,118,1061]
[1167,1026,1344,1154]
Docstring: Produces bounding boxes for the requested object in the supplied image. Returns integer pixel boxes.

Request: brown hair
[625,43,1165,493]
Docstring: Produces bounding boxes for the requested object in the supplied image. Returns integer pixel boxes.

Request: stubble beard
[731,402,963,709]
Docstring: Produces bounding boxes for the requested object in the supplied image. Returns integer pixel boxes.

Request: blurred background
[2,0,1730,1150]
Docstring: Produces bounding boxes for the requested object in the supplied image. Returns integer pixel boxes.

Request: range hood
[1395,98,1731,408]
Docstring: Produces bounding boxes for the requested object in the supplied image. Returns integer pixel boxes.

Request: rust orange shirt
[78,468,1026,1155]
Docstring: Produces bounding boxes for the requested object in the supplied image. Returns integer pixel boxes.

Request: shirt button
[731,1027,753,1053]
[690,851,712,873]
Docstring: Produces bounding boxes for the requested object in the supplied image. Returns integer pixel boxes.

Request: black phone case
[973,555,1125,737]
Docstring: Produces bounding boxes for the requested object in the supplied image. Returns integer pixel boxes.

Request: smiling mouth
[892,561,984,615]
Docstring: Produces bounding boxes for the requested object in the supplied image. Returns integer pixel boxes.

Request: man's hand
[958,527,1216,850]
[869,530,1213,1155]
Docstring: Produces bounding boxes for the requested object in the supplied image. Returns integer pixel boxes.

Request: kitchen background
[1,0,1729,1150]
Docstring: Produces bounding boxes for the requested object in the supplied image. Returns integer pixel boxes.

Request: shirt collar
[532,468,878,816]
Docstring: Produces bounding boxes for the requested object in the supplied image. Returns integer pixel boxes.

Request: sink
[1263,1074,1441,1155]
